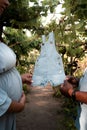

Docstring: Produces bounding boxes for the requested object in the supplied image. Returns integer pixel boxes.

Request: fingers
[63,80,69,86]
[28,74,32,78]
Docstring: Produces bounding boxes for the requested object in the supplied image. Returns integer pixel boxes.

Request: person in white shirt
[60,69,87,130]
[0,1,32,130]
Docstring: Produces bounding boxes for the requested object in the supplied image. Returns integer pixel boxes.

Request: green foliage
[63,0,87,19]
[0,1,86,129]
[62,97,77,130]
[54,89,77,130]
[4,28,30,55]
[50,1,87,129]
[0,0,59,39]
[44,20,85,75]
[3,27,41,74]
[43,0,87,75]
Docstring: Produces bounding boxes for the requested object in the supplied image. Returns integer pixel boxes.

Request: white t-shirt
[0,42,22,116]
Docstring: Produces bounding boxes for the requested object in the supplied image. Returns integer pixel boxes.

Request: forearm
[67,88,87,104]
[75,91,87,104]
[7,92,26,113]
[7,101,25,113]
[60,80,87,104]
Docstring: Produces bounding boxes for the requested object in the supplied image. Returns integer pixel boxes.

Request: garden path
[16,85,65,130]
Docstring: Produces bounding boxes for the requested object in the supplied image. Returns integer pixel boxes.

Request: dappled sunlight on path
[16,85,65,130]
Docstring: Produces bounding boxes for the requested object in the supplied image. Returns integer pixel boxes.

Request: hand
[66,75,79,88]
[19,91,26,105]
[18,91,26,111]
[7,91,26,113]
[21,73,33,85]
[59,80,74,98]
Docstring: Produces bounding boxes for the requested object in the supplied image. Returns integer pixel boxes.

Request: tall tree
[61,0,87,75]
[0,0,60,72]
[44,0,87,75]
[0,0,60,40]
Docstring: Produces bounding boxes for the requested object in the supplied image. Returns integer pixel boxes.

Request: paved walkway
[16,85,65,130]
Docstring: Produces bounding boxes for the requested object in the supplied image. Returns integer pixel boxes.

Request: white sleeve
[0,88,12,116]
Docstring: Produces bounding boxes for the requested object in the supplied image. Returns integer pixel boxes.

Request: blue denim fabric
[75,68,87,130]
[0,113,16,130]
[32,32,66,87]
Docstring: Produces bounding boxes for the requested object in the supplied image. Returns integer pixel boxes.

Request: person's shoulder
[82,67,87,77]
[84,68,87,73]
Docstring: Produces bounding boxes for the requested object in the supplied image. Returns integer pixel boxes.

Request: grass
[53,88,77,130]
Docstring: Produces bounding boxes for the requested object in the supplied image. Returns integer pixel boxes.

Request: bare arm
[7,73,32,113]
[73,91,87,104]
[6,73,32,113]
[7,92,26,113]
[60,80,87,104]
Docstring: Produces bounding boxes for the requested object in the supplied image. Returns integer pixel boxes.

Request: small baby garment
[32,32,66,87]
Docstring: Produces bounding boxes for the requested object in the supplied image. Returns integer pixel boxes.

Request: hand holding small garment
[32,32,66,87]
